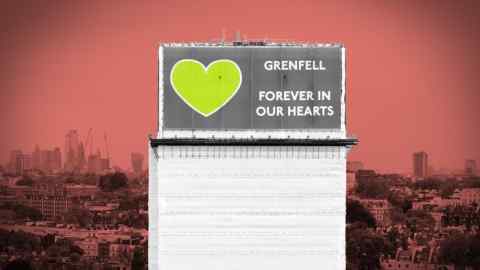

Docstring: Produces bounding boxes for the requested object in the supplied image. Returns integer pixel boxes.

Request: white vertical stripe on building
[150,145,347,270]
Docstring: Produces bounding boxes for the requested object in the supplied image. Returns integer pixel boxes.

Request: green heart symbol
[170,59,242,117]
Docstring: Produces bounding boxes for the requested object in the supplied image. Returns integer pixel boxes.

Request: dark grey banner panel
[161,45,344,130]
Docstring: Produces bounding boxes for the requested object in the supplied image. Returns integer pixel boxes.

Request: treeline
[414,177,480,193]
[413,178,456,197]
[0,202,42,221]
[98,172,128,192]
[0,229,83,270]
[356,175,480,201]
[442,204,480,229]
[346,200,408,270]
[14,171,135,190]
[438,232,480,269]
[355,176,413,216]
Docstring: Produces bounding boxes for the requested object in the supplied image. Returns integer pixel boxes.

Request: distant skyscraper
[465,159,477,176]
[413,151,428,178]
[100,158,110,171]
[87,152,101,173]
[87,150,102,173]
[64,130,84,171]
[8,150,24,175]
[87,149,109,174]
[78,142,86,170]
[22,154,33,171]
[33,146,62,172]
[32,145,41,170]
[131,153,144,174]
[40,150,50,171]
[52,147,62,171]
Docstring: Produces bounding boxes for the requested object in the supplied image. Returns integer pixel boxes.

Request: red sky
[1,0,479,173]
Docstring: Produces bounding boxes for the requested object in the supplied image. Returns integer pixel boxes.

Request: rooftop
[161,41,343,48]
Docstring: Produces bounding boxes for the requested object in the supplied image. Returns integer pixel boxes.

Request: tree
[99,172,128,192]
[64,177,79,184]
[15,204,42,221]
[16,176,34,186]
[385,227,406,258]
[64,208,93,228]
[438,233,480,269]
[131,246,147,270]
[0,203,42,221]
[46,244,62,257]
[389,207,406,225]
[462,177,480,188]
[347,200,376,228]
[405,209,435,233]
[401,199,413,213]
[439,181,456,198]
[46,239,84,258]
[356,177,389,199]
[0,229,42,254]
[414,178,459,199]
[4,259,32,270]
[387,193,412,213]
[41,234,56,249]
[347,223,387,270]
[414,178,443,190]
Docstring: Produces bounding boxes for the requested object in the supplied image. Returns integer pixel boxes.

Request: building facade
[64,129,85,171]
[131,153,144,174]
[8,150,24,175]
[149,42,355,270]
[22,183,71,220]
[465,159,477,176]
[413,151,429,179]
[358,198,392,227]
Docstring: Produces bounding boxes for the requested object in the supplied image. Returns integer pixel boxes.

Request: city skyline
[3,129,145,173]
[1,1,480,173]
[1,142,478,270]
[3,137,477,176]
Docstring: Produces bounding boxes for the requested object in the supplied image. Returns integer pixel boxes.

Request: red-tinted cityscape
[1,129,148,270]
[1,129,479,269]
[1,1,480,269]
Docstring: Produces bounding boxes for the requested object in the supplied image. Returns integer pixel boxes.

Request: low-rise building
[98,240,110,260]
[76,234,99,257]
[381,247,454,270]
[456,188,480,205]
[65,184,98,199]
[412,196,462,211]
[0,194,17,204]
[359,199,391,227]
[22,184,71,220]
[109,242,135,260]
